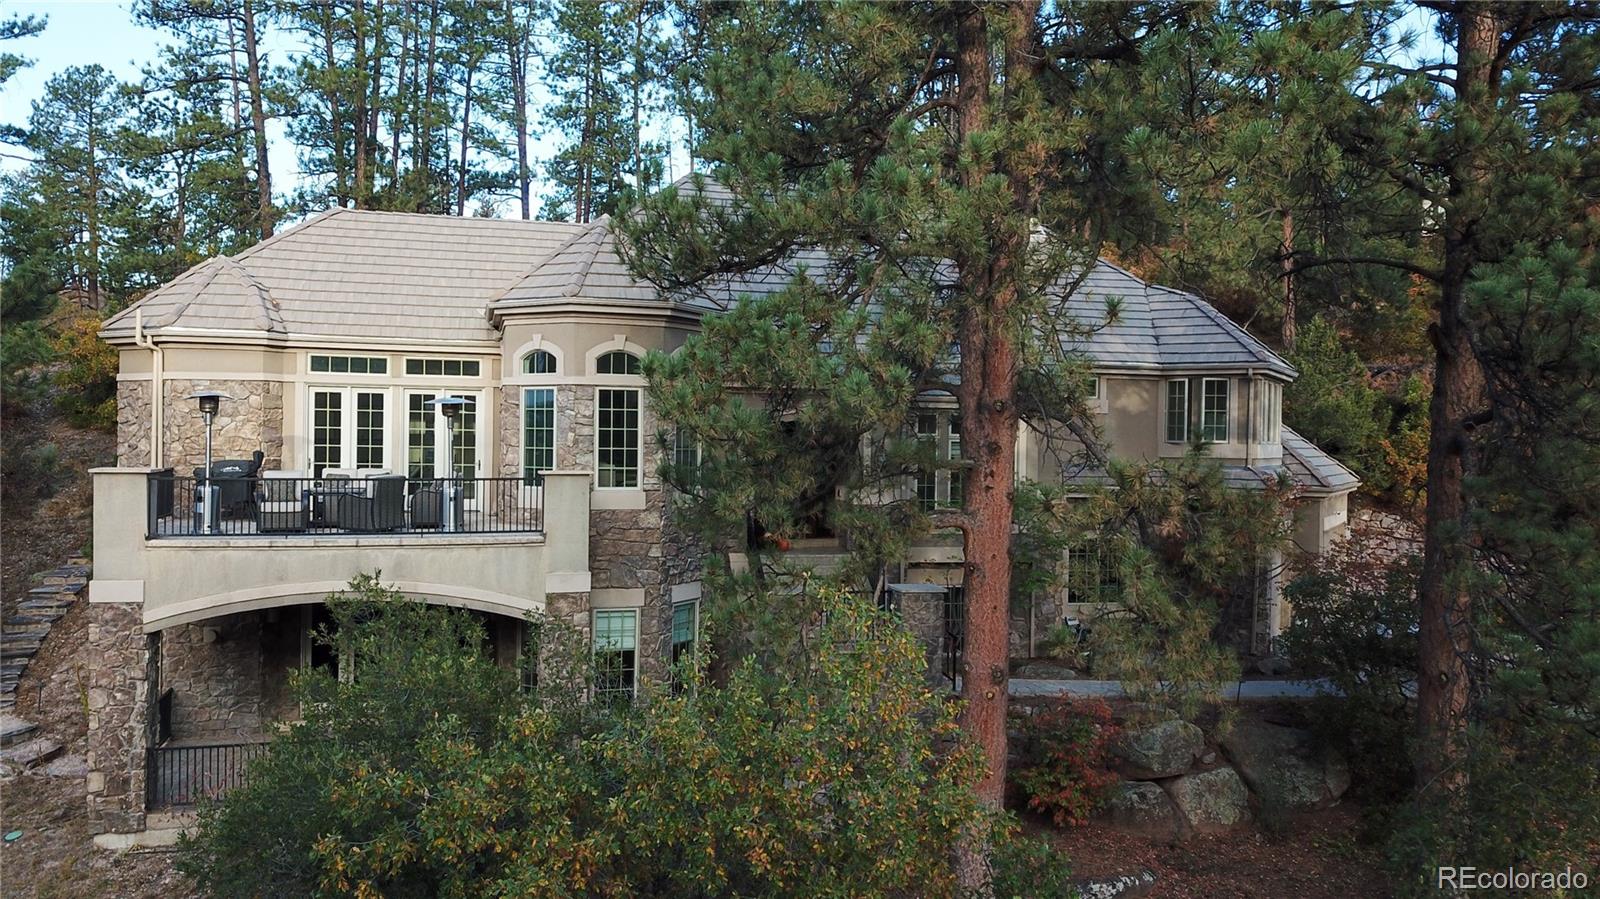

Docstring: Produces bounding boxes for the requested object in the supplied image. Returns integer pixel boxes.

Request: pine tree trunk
[354,0,369,207]
[1280,209,1296,350]
[456,61,474,215]
[226,17,243,129]
[420,1,439,203]
[507,0,530,219]
[1414,1,1498,798]
[366,0,385,201]
[321,9,347,206]
[242,0,273,237]
[86,115,102,310]
[391,0,410,188]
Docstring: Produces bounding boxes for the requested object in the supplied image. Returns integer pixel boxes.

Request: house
[83,204,1356,841]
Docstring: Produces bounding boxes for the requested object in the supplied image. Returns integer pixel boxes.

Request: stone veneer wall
[494,377,706,683]
[121,378,285,472]
[85,601,155,834]
[116,380,153,466]
[161,615,267,742]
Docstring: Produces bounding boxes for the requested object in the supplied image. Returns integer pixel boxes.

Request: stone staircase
[1,558,89,712]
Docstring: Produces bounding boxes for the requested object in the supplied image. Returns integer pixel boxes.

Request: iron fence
[146,472,544,537]
[145,741,269,808]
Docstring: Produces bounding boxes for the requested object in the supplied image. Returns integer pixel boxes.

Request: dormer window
[522,350,558,375]
[596,350,641,375]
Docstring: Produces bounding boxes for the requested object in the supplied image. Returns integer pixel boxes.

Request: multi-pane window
[915,413,938,510]
[312,388,386,476]
[913,411,963,510]
[947,416,964,507]
[310,355,387,374]
[593,610,638,703]
[1259,381,1282,444]
[1165,380,1189,443]
[522,350,558,375]
[312,390,343,476]
[1066,544,1122,604]
[354,392,385,468]
[671,600,698,666]
[1201,378,1230,443]
[596,350,641,375]
[404,357,481,377]
[522,388,555,483]
[671,427,700,486]
[596,388,640,488]
[407,394,435,481]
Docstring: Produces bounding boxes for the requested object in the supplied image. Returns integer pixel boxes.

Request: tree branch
[1283,253,1442,283]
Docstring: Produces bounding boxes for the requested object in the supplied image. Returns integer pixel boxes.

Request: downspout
[133,309,164,468]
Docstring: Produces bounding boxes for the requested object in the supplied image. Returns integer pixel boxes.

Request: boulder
[1111,719,1204,779]
[1103,780,1181,835]
[1164,766,1250,832]
[1112,702,1179,726]
[1219,719,1351,809]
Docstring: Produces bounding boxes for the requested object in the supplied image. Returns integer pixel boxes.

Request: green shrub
[180,576,1050,898]
[1282,541,1419,805]
[1011,699,1120,828]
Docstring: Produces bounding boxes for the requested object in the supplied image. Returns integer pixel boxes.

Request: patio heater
[426,396,468,533]
[188,391,231,534]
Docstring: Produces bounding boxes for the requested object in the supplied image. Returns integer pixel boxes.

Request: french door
[309,387,389,477]
[405,391,485,505]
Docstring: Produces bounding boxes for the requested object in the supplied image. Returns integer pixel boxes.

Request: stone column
[85,601,155,835]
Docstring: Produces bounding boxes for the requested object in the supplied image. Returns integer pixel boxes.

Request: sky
[0,0,693,220]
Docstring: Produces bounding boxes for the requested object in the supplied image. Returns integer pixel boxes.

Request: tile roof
[1281,427,1361,493]
[103,201,1295,380]
[104,208,584,345]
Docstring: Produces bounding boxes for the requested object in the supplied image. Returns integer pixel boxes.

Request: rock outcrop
[1220,719,1351,809]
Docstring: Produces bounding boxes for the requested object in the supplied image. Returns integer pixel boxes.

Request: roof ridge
[151,258,228,329]
[218,257,284,333]
[487,218,609,308]
[102,256,218,329]
[1150,283,1290,372]
[561,219,610,298]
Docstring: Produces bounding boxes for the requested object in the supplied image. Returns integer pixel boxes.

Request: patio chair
[409,481,465,530]
[255,470,308,533]
[326,475,406,532]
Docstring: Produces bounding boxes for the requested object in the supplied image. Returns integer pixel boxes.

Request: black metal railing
[146,473,544,538]
[146,741,268,808]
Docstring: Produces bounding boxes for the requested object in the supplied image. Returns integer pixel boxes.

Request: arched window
[521,349,558,375]
[596,350,641,376]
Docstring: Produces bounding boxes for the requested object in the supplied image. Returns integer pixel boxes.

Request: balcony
[145,473,544,538]
[89,468,593,632]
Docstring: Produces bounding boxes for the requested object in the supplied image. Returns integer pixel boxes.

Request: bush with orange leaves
[1012,699,1121,827]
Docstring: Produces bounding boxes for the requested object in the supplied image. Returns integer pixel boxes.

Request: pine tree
[139,0,277,238]
[618,3,1195,884]
[541,0,638,222]
[22,65,134,311]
